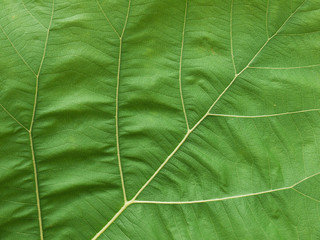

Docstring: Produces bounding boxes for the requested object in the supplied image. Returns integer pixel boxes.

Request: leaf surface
[0,0,320,239]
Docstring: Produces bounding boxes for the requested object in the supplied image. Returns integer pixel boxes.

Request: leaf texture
[0,0,320,239]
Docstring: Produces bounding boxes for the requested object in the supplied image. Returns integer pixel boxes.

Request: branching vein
[135,187,292,205]
[248,63,320,69]
[22,0,48,31]
[116,0,131,205]
[0,24,36,76]
[0,104,29,131]
[92,0,309,238]
[29,1,54,239]
[134,171,320,204]
[92,4,131,239]
[208,109,320,118]
[96,0,121,38]
[292,188,320,203]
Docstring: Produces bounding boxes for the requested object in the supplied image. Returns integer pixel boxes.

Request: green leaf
[1,0,320,239]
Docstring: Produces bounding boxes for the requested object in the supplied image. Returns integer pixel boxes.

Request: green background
[0,0,320,239]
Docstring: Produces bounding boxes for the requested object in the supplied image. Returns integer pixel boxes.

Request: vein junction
[92,0,317,239]
[0,0,316,239]
[134,171,320,204]
[0,1,54,239]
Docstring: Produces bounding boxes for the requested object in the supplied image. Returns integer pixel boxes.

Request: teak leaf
[0,0,320,239]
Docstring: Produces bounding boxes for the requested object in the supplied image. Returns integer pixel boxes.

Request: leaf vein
[0,103,29,131]
[92,0,309,238]
[96,0,121,38]
[0,24,36,76]
[179,0,190,131]
[29,1,55,239]
[134,171,320,205]
[208,109,320,118]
